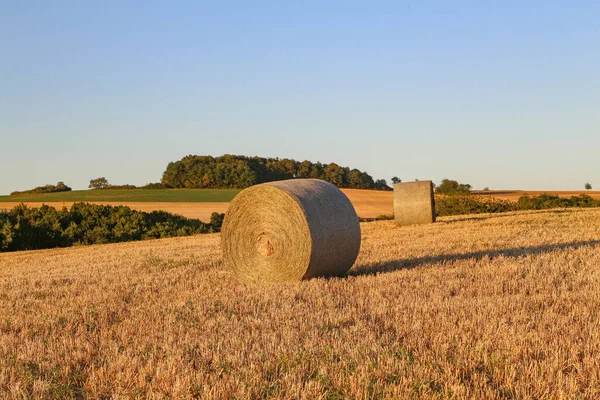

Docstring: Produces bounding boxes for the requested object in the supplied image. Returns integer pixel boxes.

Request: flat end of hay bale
[221,179,361,283]
[394,181,436,226]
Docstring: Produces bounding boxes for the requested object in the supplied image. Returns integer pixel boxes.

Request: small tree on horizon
[391,177,402,185]
[437,179,472,195]
[89,177,110,189]
[585,182,592,190]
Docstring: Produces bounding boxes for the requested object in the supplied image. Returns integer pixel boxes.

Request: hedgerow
[436,194,600,216]
[11,182,71,195]
[0,203,224,252]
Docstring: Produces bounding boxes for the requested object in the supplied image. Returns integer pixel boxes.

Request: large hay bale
[221,179,361,283]
[394,181,436,226]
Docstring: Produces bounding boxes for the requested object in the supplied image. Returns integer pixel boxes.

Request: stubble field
[1,209,600,398]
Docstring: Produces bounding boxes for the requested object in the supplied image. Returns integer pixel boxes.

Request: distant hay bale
[221,179,361,283]
[394,181,436,226]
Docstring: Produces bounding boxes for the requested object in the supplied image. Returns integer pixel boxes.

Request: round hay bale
[221,179,361,283]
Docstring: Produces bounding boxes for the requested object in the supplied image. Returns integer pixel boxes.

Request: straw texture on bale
[221,179,361,283]
[394,180,436,226]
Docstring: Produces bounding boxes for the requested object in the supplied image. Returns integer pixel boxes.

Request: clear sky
[1,1,599,194]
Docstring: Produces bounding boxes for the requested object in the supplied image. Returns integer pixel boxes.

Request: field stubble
[1,209,600,398]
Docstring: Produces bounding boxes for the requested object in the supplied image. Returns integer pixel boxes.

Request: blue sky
[1,1,599,194]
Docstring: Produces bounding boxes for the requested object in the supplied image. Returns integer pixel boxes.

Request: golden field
[1,209,600,398]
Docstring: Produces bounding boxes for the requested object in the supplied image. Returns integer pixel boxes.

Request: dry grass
[1,209,600,399]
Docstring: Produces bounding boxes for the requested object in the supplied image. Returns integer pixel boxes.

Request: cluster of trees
[436,193,600,216]
[435,179,472,195]
[11,182,72,196]
[161,155,391,190]
[0,203,224,252]
[89,177,165,190]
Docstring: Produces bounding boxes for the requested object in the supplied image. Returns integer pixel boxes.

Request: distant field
[0,188,394,220]
[0,189,240,203]
[2,209,600,398]
[473,189,600,201]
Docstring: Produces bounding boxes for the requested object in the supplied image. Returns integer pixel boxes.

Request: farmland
[474,190,600,202]
[2,189,599,222]
[1,208,599,398]
[0,189,239,203]
[0,188,394,220]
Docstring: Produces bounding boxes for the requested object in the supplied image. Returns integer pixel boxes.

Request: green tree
[348,169,364,188]
[374,179,392,191]
[437,179,472,195]
[585,182,592,190]
[324,163,345,186]
[391,177,402,184]
[279,158,297,177]
[89,177,109,189]
[296,160,313,178]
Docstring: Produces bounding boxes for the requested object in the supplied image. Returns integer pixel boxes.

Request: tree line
[435,193,600,216]
[160,155,391,190]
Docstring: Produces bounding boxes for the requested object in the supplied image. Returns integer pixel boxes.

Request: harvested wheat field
[1,209,600,398]
[341,189,394,218]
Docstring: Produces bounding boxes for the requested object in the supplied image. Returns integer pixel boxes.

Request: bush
[517,194,600,210]
[209,212,225,230]
[436,195,517,216]
[0,203,225,253]
[11,182,72,195]
[436,193,600,217]
[141,182,167,189]
[436,179,472,195]
[96,184,139,190]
